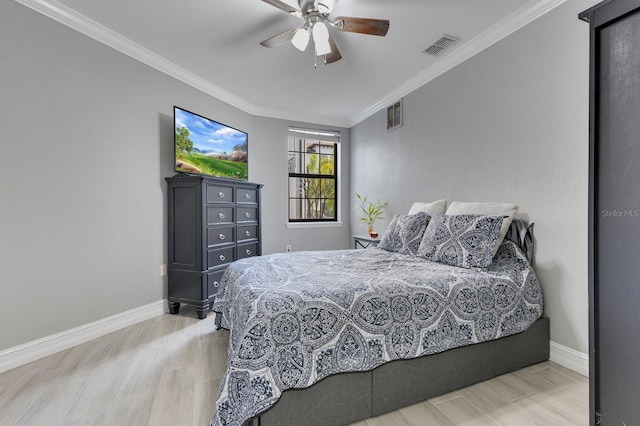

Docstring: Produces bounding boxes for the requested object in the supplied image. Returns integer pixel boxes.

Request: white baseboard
[549,340,589,377]
[0,300,167,374]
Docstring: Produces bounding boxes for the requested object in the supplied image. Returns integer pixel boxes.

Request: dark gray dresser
[166,175,263,319]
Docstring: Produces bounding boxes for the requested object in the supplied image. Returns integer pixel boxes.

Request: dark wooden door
[581,1,640,424]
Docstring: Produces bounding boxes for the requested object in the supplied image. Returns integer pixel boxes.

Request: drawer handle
[246,249,252,256]
[219,254,226,261]
[245,230,251,237]
[244,193,251,200]
[219,233,225,240]
[218,192,225,198]
[245,212,251,218]
[213,281,220,288]
[219,213,225,219]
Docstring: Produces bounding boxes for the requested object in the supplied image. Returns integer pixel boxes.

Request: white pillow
[445,201,518,256]
[408,199,447,216]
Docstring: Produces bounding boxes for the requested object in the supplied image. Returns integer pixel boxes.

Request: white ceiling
[17,0,562,127]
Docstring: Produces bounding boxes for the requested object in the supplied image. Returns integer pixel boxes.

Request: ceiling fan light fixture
[291,27,310,51]
[315,0,337,14]
[260,0,388,65]
[312,22,332,55]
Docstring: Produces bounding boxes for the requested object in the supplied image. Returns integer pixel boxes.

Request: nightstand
[353,235,381,249]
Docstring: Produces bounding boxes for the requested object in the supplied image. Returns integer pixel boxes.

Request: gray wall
[350,0,591,355]
[0,2,349,352]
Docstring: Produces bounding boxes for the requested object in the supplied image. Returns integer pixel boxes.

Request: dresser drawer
[208,246,235,269]
[237,188,257,204]
[206,184,233,203]
[237,242,258,260]
[207,206,234,225]
[207,227,235,247]
[237,225,258,242]
[237,207,257,223]
[207,270,225,299]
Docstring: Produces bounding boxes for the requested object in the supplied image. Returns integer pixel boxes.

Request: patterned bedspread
[210,240,543,426]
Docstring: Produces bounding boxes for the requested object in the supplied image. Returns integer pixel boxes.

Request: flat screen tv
[174,106,248,180]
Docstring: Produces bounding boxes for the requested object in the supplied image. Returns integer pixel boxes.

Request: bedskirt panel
[373,317,549,416]
[256,371,372,426]
[492,316,550,376]
[251,317,549,426]
[371,332,495,416]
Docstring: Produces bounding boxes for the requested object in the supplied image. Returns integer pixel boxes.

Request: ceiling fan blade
[261,0,300,15]
[260,28,299,48]
[334,16,389,36]
[325,35,342,63]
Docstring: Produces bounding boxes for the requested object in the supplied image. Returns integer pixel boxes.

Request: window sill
[286,221,343,229]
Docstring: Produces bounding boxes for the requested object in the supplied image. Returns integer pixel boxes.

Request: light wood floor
[0,307,588,426]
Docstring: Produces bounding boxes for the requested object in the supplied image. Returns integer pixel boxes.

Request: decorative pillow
[503,220,535,263]
[417,214,505,269]
[408,199,447,216]
[445,201,518,256]
[378,212,431,255]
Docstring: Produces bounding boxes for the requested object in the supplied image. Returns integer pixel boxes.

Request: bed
[210,218,547,426]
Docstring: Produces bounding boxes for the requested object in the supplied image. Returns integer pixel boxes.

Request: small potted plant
[355,193,388,238]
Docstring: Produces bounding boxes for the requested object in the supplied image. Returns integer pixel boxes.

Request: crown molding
[13,0,253,112]
[9,1,264,114]
[248,104,352,128]
[13,0,351,127]
[350,0,567,127]
[14,0,564,129]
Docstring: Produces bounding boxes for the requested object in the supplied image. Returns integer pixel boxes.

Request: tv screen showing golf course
[174,106,248,180]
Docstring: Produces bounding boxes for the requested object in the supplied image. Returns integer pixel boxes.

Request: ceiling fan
[259,0,390,65]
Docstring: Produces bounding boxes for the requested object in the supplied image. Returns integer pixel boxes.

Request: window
[288,127,339,222]
[387,99,403,131]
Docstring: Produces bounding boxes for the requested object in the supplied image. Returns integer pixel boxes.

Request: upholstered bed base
[245,317,549,426]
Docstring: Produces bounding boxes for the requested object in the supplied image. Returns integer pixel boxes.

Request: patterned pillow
[445,201,518,256]
[378,212,431,255]
[417,214,505,268]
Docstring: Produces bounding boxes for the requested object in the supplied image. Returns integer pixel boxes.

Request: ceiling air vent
[424,34,460,56]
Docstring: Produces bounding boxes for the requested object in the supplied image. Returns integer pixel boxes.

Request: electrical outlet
[286,245,292,252]
[160,264,167,276]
